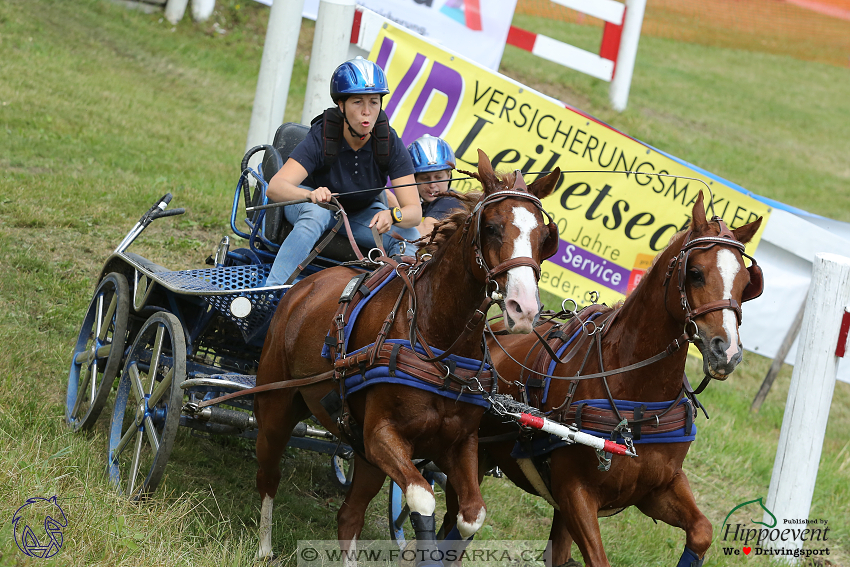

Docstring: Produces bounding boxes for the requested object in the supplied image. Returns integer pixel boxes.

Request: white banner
[302,0,517,70]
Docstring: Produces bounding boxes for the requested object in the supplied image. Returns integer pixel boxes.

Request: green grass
[0,0,848,565]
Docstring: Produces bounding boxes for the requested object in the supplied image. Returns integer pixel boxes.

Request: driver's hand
[369,209,394,234]
[308,186,332,204]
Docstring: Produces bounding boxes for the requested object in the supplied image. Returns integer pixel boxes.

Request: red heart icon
[743,547,752,555]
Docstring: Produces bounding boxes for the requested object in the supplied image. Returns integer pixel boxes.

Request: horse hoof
[556,560,583,567]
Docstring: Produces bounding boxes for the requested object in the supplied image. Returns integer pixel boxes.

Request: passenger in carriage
[406,134,464,237]
[265,57,422,286]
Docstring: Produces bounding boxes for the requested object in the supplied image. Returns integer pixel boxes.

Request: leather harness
[495,216,764,443]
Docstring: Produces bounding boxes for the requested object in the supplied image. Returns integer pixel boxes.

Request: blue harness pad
[342,339,492,408]
[541,311,604,404]
[321,270,398,360]
[511,398,696,459]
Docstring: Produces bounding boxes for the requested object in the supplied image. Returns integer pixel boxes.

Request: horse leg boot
[636,471,712,567]
[254,389,310,560]
[337,455,387,560]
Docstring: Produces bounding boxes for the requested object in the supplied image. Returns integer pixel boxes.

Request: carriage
[65,117,760,564]
[65,122,363,499]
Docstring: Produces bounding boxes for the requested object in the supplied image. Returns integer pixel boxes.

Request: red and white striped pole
[517,413,637,456]
[505,0,645,111]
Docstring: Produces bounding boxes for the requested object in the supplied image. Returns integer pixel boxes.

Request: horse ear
[691,191,707,231]
[733,216,763,244]
[476,149,500,194]
[528,167,560,200]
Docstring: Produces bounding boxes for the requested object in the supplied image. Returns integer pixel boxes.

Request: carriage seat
[260,122,362,262]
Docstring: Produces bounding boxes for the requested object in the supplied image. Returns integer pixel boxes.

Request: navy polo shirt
[289,117,414,212]
[422,192,464,221]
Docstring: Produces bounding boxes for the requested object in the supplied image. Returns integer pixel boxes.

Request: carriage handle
[114,193,186,254]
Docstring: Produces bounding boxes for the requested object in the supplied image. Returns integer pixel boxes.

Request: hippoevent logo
[11,496,68,559]
[720,497,831,560]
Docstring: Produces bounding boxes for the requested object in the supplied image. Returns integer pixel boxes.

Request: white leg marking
[406,484,436,516]
[457,507,486,539]
[505,207,540,329]
[257,495,274,559]
[343,535,357,567]
[717,248,741,362]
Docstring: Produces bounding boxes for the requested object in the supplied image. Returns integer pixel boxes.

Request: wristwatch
[390,207,403,224]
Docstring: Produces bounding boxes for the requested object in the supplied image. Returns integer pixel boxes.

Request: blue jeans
[266,199,420,286]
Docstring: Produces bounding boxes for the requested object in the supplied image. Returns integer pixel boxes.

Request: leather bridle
[462,171,559,291]
[662,216,763,333]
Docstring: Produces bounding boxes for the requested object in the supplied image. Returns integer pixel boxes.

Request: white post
[191,0,216,22]
[164,0,190,24]
[300,0,356,125]
[245,0,306,152]
[763,253,850,562]
[608,0,646,112]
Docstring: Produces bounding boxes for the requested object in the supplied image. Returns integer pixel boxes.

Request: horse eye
[484,224,501,237]
[688,267,704,284]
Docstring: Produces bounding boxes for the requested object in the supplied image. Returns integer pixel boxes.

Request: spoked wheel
[66,273,130,431]
[331,449,355,491]
[107,312,186,500]
[388,464,448,546]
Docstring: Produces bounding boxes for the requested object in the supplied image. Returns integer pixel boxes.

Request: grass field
[1,0,848,565]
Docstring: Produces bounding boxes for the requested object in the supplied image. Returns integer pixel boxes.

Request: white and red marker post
[506,0,646,111]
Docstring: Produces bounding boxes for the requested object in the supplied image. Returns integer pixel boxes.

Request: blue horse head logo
[11,496,68,559]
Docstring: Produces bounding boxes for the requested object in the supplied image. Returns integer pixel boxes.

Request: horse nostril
[710,336,725,355]
[506,299,522,315]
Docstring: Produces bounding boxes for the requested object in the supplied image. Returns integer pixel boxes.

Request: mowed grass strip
[0,1,848,566]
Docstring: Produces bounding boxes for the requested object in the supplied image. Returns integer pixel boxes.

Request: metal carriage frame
[65,123,494,546]
[66,126,358,501]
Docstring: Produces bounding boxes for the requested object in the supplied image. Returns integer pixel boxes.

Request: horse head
[665,191,763,379]
[463,150,560,334]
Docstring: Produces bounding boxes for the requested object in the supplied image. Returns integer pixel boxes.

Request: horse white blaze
[257,495,274,559]
[717,248,741,362]
[457,507,486,539]
[406,483,436,516]
[505,207,540,333]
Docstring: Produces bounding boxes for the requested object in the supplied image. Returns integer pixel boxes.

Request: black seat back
[261,123,361,262]
[261,123,310,245]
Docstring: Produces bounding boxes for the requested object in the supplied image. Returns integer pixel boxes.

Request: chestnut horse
[253,151,560,560]
[468,192,762,567]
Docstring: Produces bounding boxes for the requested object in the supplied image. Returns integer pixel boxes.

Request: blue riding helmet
[408,135,456,174]
[330,57,390,103]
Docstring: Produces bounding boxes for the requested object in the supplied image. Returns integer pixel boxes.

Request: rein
[486,220,759,428]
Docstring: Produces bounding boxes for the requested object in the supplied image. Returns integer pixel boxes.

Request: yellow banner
[370,25,770,308]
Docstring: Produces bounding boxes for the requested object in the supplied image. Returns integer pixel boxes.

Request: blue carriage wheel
[107,312,186,500]
[331,451,354,490]
[387,469,448,546]
[66,272,130,432]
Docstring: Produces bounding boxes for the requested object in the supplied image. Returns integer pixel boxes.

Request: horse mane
[416,169,517,255]
[608,224,692,312]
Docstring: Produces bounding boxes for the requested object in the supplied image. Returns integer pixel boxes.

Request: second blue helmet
[330,57,390,103]
[408,135,456,174]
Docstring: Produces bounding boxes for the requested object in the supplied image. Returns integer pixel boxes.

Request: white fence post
[300,0,356,126]
[191,0,216,22]
[763,253,850,562]
[164,0,190,24]
[608,0,646,112]
[245,0,306,153]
